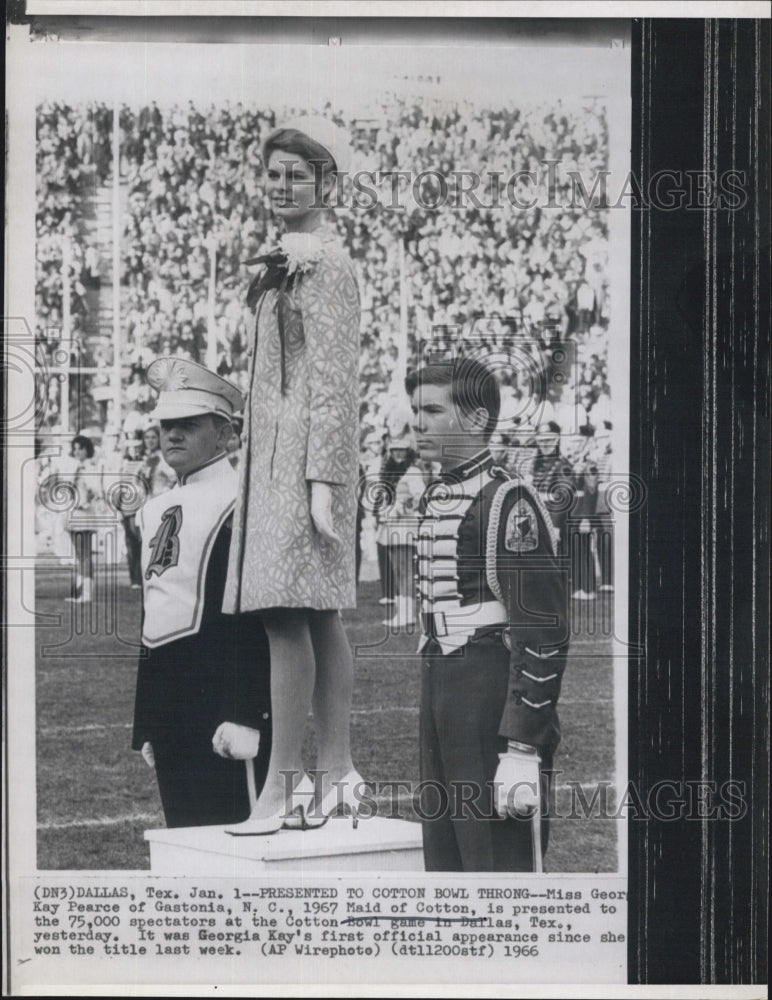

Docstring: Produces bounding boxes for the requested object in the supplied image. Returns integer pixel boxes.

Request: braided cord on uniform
[486,478,518,602]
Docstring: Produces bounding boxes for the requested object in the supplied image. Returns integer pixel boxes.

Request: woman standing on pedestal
[223,117,363,834]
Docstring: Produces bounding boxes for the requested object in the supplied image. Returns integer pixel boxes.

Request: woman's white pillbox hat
[261,115,352,174]
[147,357,244,421]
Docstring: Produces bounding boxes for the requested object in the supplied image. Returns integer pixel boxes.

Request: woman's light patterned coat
[223,232,360,612]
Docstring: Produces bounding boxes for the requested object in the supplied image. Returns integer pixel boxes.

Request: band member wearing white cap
[132,358,272,828]
[223,116,364,834]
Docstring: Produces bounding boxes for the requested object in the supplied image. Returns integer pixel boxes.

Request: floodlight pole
[61,237,72,433]
[397,233,408,386]
[112,101,122,432]
[206,237,217,371]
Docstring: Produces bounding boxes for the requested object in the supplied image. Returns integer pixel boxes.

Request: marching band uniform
[531,442,576,547]
[132,360,272,828]
[417,448,570,871]
[569,467,613,597]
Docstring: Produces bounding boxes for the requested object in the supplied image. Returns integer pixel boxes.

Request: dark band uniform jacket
[417,449,570,871]
[531,448,576,542]
[132,452,271,828]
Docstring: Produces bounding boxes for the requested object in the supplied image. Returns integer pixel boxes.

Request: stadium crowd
[36,95,614,592]
[37,104,110,361]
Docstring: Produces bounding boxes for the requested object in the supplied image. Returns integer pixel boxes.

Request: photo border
[3,2,770,994]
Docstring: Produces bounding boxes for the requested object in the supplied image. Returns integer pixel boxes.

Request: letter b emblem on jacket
[145,505,183,578]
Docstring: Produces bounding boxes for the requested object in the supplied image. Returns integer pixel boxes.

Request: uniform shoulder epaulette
[485,473,559,603]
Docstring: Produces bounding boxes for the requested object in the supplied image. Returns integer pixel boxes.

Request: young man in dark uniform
[407,357,570,872]
[132,357,271,828]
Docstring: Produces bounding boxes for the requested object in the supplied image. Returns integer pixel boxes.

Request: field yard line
[39,722,133,735]
[42,700,613,735]
[350,700,612,715]
[352,707,418,715]
[39,812,162,830]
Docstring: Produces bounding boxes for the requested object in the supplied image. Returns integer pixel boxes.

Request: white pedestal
[145,817,424,875]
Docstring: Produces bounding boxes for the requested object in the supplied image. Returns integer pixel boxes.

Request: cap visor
[151,401,230,421]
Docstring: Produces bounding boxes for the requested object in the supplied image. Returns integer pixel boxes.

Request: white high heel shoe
[282,774,328,831]
[225,774,324,836]
[317,770,368,829]
[224,808,285,836]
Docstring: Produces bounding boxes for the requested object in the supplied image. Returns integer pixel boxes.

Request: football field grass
[35,566,620,872]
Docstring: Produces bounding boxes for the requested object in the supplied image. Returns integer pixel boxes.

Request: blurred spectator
[226,416,244,470]
[372,442,400,609]
[530,420,576,552]
[569,462,613,599]
[379,434,425,629]
[117,434,145,588]
[139,423,176,499]
[489,430,510,469]
[64,434,101,603]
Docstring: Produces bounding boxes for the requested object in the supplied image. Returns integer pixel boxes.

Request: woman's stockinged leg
[309,610,355,798]
[249,608,315,819]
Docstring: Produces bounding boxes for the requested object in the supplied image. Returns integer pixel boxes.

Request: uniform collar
[177,451,232,486]
[440,448,493,484]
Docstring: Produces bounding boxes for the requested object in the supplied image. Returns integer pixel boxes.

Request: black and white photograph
[3,2,768,996]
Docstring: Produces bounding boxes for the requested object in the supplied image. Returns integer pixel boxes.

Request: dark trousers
[597,525,614,587]
[420,633,552,872]
[377,541,396,600]
[570,525,614,592]
[355,503,364,583]
[122,516,142,586]
[69,530,94,584]
[571,531,597,593]
[390,544,416,598]
[152,731,270,828]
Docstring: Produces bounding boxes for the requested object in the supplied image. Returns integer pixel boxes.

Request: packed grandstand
[36,95,611,470]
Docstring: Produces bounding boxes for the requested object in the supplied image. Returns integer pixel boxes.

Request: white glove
[310,482,341,545]
[140,742,155,768]
[493,746,542,817]
[212,722,260,760]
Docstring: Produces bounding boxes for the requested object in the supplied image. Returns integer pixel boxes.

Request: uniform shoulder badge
[505,497,539,553]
